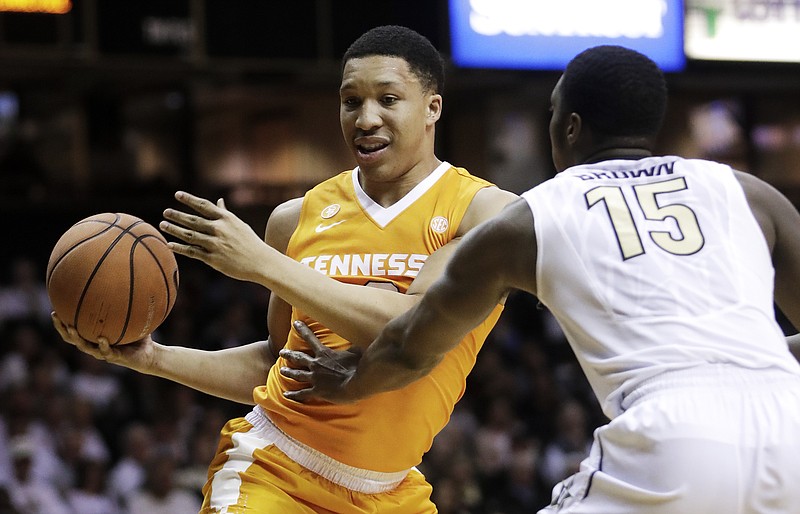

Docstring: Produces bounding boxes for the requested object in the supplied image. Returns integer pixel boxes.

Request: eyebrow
[340,79,405,93]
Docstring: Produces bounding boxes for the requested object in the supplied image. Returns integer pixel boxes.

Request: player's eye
[342,97,361,108]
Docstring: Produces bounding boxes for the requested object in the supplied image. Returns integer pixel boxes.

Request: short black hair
[560,45,667,139]
[343,25,445,94]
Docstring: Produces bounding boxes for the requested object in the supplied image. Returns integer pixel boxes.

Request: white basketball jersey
[523,156,800,418]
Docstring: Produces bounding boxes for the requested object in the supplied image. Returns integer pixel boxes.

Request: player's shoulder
[266,169,354,247]
[732,168,770,191]
[444,164,516,204]
[449,164,496,188]
[732,168,779,202]
[732,168,796,218]
[472,185,519,207]
[265,197,304,250]
[270,197,304,221]
[458,186,519,236]
[440,165,517,234]
[309,169,354,192]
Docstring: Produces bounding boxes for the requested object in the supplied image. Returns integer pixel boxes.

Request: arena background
[1,1,799,513]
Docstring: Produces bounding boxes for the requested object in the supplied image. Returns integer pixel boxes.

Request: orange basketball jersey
[254,162,504,473]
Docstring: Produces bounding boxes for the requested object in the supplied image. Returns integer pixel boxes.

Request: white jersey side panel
[523,156,800,418]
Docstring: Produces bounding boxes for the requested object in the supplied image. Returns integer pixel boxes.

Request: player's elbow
[380,320,443,379]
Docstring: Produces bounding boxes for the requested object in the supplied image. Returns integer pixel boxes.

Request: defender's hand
[279,321,363,403]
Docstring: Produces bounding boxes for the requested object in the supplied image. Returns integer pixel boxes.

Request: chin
[358,148,390,166]
[356,162,387,178]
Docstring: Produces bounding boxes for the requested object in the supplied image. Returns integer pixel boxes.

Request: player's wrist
[339,372,369,403]
[249,244,286,288]
[140,339,169,376]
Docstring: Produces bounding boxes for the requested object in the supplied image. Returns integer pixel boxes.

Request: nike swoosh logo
[315,220,347,233]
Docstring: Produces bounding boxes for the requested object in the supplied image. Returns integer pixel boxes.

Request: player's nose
[354,100,382,131]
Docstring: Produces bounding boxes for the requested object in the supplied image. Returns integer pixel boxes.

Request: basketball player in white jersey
[282,46,800,513]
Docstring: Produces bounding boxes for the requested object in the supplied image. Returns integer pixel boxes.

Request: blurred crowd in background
[0,250,606,514]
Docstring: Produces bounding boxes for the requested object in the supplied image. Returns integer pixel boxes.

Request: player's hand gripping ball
[46,213,179,345]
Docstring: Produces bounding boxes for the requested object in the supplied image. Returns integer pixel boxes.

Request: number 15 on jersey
[585,177,705,261]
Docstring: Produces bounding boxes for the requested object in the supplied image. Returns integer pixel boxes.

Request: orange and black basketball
[46,212,179,345]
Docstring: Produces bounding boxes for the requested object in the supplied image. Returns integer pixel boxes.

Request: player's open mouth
[357,142,388,155]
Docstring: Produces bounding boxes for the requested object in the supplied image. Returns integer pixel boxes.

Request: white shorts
[539,365,800,514]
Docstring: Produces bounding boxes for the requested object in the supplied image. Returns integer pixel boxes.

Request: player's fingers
[95,337,112,356]
[292,320,328,354]
[282,388,316,403]
[280,366,312,383]
[279,349,313,367]
[64,324,89,345]
[159,221,214,248]
[51,311,64,330]
[162,208,215,234]
[65,324,82,342]
[51,312,74,343]
[166,242,211,263]
[174,191,222,219]
[68,331,106,359]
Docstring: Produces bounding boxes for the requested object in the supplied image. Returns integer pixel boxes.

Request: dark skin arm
[280,199,538,402]
[735,171,800,359]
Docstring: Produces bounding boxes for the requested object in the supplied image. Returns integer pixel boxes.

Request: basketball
[46,212,180,345]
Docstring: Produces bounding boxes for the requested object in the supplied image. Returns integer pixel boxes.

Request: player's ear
[566,113,582,146]
[426,94,442,124]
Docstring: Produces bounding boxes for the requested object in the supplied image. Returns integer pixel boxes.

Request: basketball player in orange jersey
[52,25,517,513]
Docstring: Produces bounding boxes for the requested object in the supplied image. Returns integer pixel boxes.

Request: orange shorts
[199,407,437,514]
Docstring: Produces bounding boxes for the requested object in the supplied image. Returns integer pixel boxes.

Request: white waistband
[621,364,800,411]
[245,406,411,494]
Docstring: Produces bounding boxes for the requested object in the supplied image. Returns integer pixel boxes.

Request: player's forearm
[342,313,444,400]
[147,340,274,404]
[344,269,506,399]
[253,247,416,346]
[343,290,475,399]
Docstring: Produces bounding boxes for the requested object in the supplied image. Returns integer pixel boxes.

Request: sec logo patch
[430,216,449,234]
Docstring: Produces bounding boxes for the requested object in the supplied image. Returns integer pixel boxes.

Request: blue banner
[449,0,686,71]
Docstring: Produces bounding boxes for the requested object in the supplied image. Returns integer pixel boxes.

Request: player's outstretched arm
[51,312,273,404]
[51,192,305,404]
[281,199,537,403]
